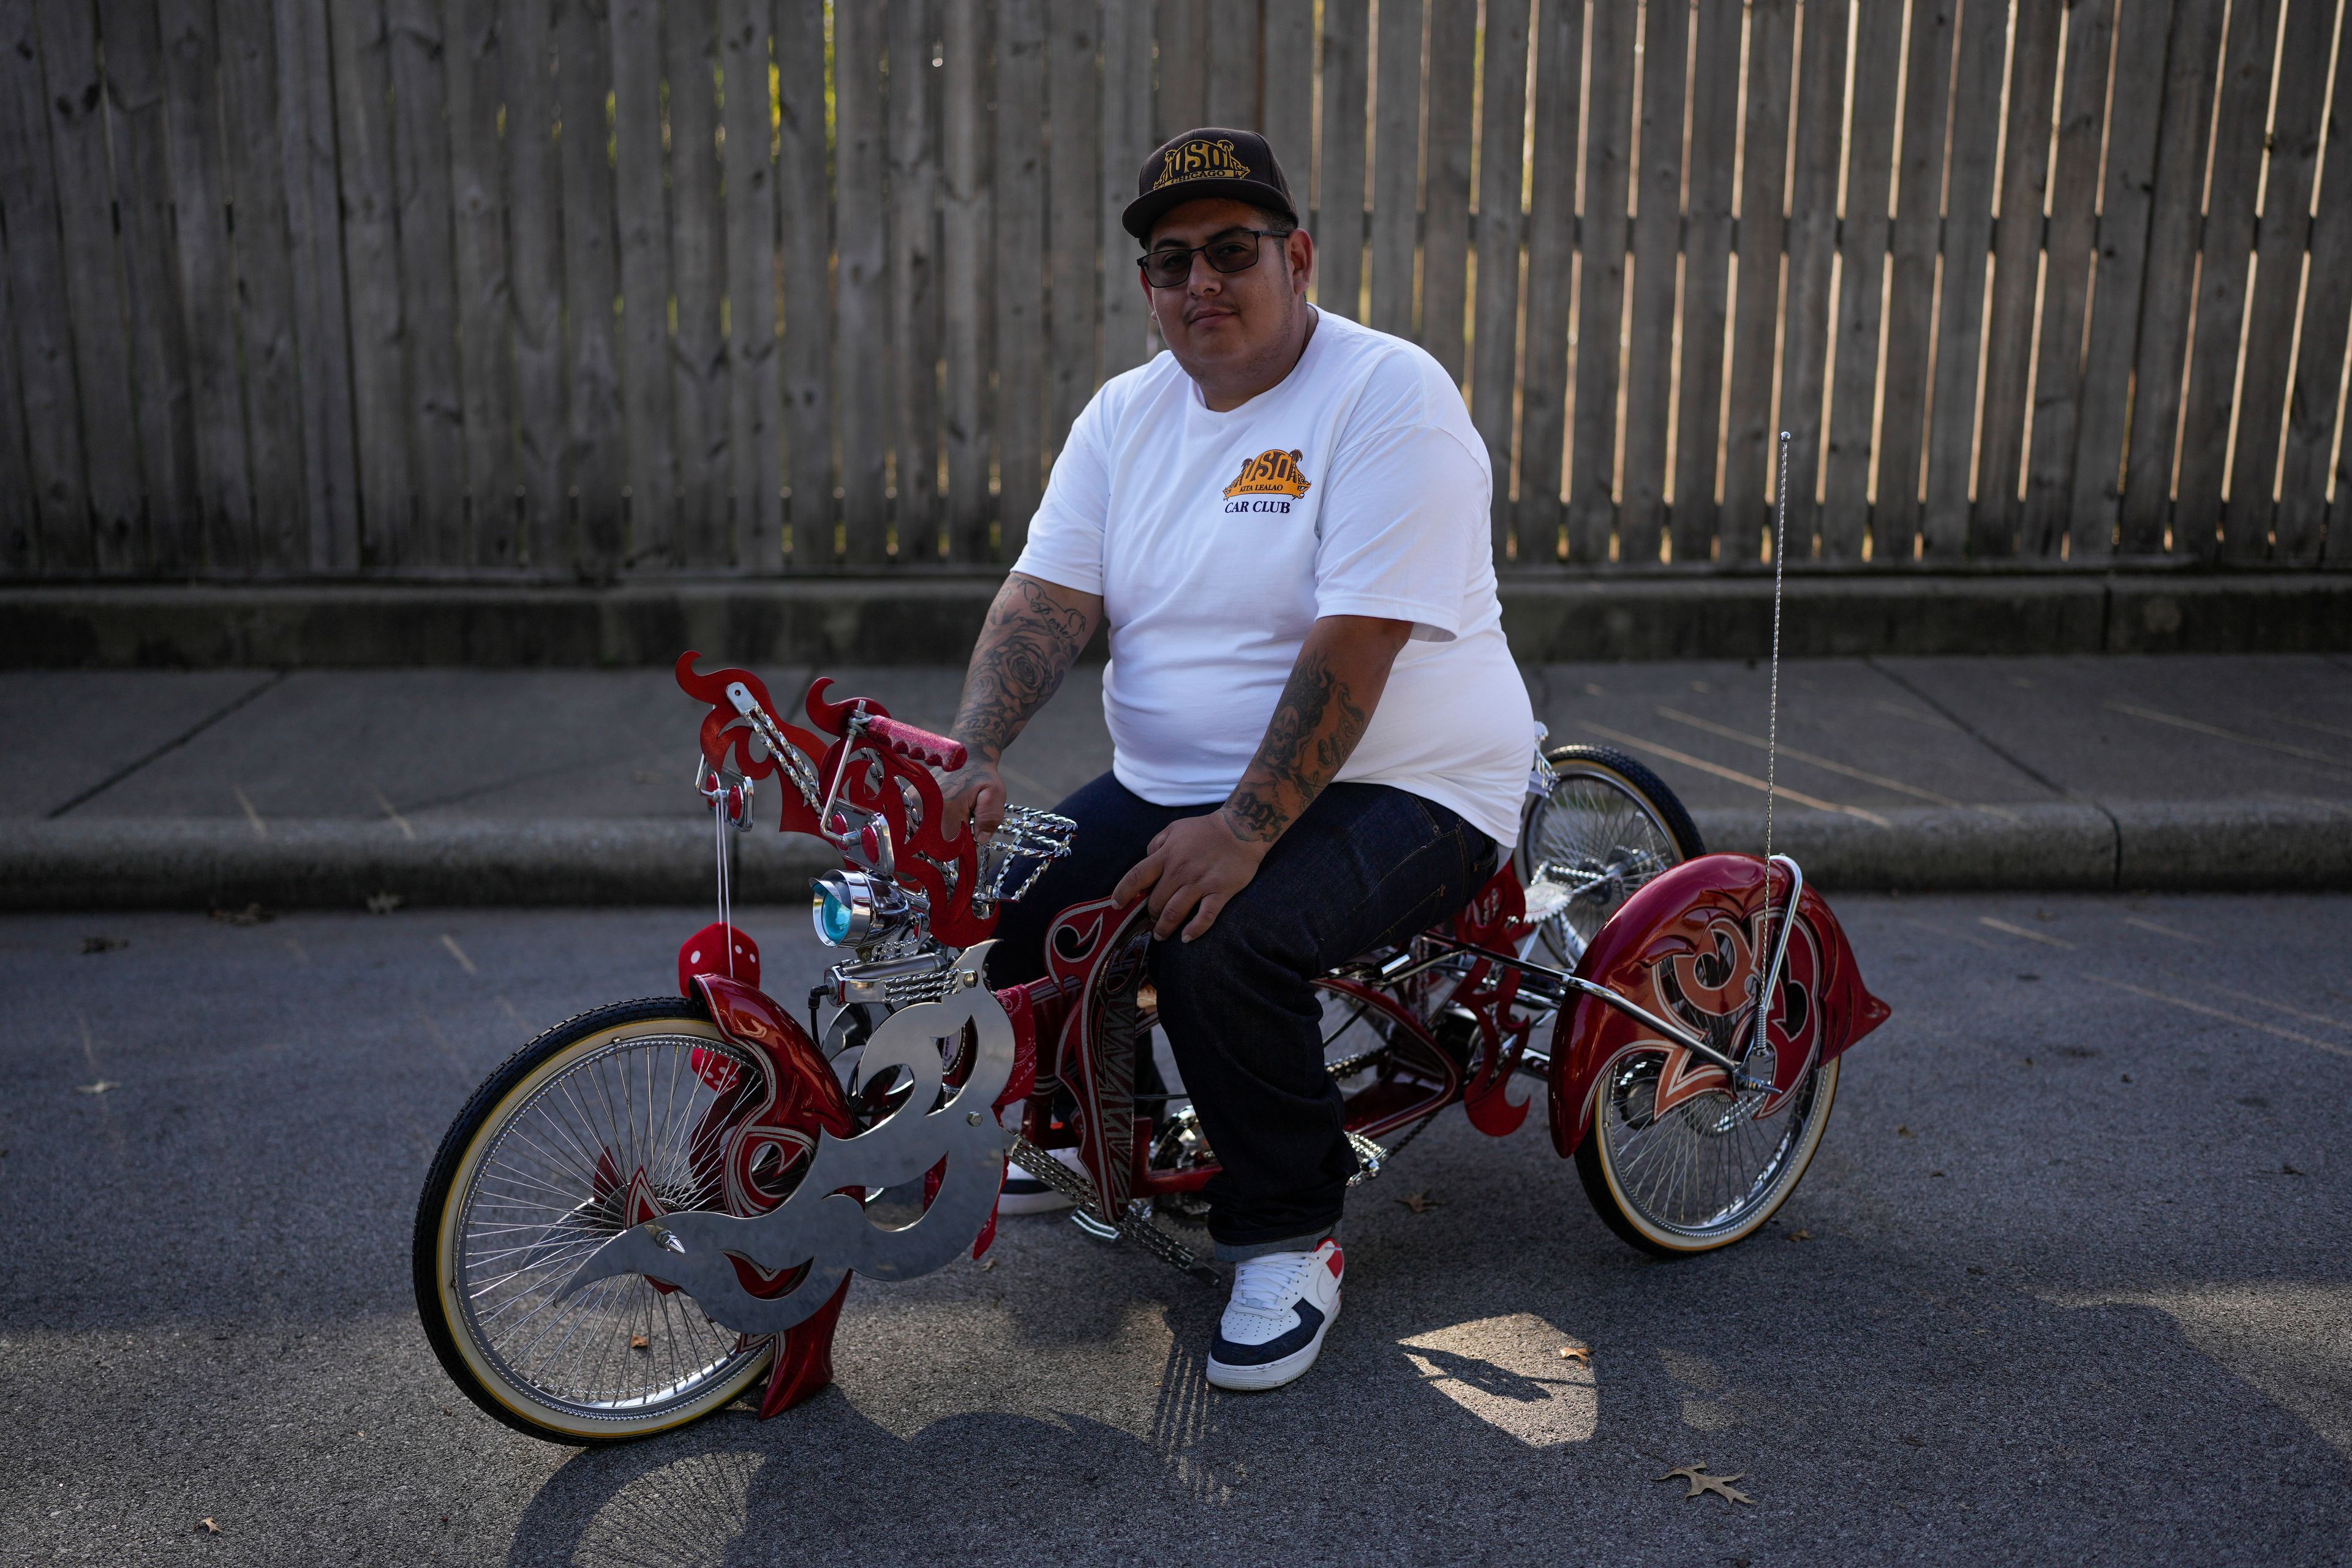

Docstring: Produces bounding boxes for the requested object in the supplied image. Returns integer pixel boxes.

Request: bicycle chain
[1006,1135,1216,1282]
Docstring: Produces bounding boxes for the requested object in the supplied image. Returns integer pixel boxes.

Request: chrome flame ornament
[556,942,1016,1336]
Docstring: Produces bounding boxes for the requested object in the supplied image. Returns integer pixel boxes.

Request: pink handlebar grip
[863,715,967,773]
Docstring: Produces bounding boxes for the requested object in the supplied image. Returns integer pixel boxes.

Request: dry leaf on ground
[1396,1191,1445,1214]
[196,1518,222,1535]
[1557,1344,1591,1365]
[629,1335,649,1351]
[1785,1229,1811,1242]
[1656,1463,1755,1506]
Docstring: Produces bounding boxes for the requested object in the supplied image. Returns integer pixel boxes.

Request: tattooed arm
[1114,615,1412,940]
[939,572,1104,838]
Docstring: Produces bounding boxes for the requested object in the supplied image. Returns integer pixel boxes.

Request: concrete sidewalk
[3,653,2348,908]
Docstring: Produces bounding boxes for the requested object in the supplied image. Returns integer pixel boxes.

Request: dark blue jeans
[989,772,1496,1258]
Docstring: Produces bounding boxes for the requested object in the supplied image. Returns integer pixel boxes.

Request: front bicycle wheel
[413,998,777,1443]
[1575,1051,1839,1255]
[1517,745,1704,968]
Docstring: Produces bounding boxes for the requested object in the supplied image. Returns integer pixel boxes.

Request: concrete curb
[5,568,2347,667]
[1690,798,2352,891]
[6,798,2347,911]
[0,819,839,912]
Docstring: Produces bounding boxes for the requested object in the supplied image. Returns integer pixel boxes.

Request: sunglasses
[1136,228,1292,290]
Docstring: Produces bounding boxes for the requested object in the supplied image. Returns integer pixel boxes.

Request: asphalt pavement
[2,891,2348,1565]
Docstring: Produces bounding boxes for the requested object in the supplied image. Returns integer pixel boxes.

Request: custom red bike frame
[638,655,1889,1419]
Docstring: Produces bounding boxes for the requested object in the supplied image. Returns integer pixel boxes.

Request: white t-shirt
[1012,309,1532,850]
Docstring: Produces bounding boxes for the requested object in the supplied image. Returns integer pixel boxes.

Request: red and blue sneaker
[1205,1238,1344,1392]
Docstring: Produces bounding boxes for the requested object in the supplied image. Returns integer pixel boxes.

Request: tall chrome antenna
[1751,429,1792,1067]
[1766,430,1789,862]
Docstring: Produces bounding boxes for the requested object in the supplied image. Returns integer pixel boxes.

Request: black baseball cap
[1122,128,1299,242]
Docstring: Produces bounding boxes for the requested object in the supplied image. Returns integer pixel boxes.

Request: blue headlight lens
[813,881,854,944]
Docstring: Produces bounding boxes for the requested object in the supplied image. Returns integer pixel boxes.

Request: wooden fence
[2,0,2349,579]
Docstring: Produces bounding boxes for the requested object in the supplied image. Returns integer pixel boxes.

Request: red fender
[1546,854,1891,1158]
[688,973,862,1418]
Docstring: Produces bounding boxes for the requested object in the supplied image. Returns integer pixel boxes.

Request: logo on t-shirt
[1221,449,1313,514]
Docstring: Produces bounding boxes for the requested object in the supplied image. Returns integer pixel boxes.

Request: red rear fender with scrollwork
[1546,854,1891,1157]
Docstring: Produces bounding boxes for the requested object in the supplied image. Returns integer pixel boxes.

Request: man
[940,129,1533,1392]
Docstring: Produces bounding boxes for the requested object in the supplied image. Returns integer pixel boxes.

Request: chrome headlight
[811,870,876,946]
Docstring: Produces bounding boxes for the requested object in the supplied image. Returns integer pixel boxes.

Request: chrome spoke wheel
[1518,748,1702,968]
[420,1005,778,1441]
[1586,1051,1838,1250]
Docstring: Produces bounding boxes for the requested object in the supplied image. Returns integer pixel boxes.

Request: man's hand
[937,756,1006,842]
[1112,809,1272,941]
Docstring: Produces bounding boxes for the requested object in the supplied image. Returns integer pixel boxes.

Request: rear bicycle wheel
[1517,745,1703,968]
[1575,1052,1839,1256]
[413,998,777,1443]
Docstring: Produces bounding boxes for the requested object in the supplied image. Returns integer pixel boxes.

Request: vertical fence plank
[1417,0,1474,381]
[1617,0,1688,562]
[0,0,87,572]
[1314,0,1368,318]
[45,1,143,569]
[2121,0,2225,552]
[160,0,257,570]
[890,0,941,560]
[723,0,782,571]
[335,0,417,567]
[1262,0,1314,178]
[2172,0,2280,557]
[994,0,1048,556]
[1369,0,1423,336]
[559,0,625,573]
[1874,0,1955,562]
[777,0,833,567]
[669,0,731,564]
[217,0,310,572]
[505,0,567,568]
[2068,0,2171,555]
[1673,0,1740,561]
[1822,0,1904,560]
[2022,0,2116,556]
[1972,0,2063,557]
[1569,0,1634,561]
[1099,0,1154,382]
[2222,0,2333,557]
[1207,0,1261,126]
[2276,9,2352,562]
[1918,0,2005,558]
[385,0,467,564]
[275,0,358,570]
[611,0,679,560]
[1047,0,1099,451]
[1776,0,1847,559]
[1159,0,1208,135]
[0,244,28,573]
[96,0,196,567]
[1721,0,1793,562]
[446,0,519,567]
[1469,0,1529,557]
[944,0,993,560]
[835,0,890,561]
[1515,0,1582,563]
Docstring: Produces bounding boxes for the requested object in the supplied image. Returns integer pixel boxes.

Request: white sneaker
[1205,1238,1344,1392]
[997,1145,1087,1215]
